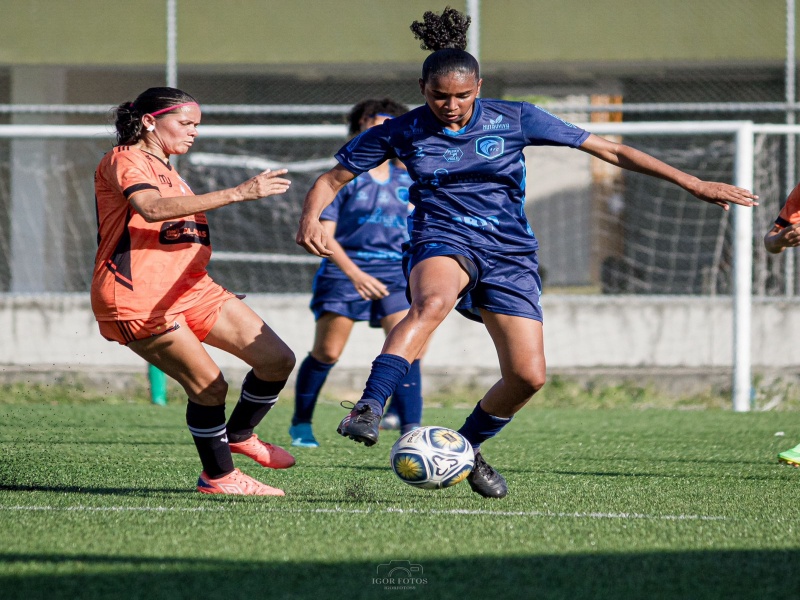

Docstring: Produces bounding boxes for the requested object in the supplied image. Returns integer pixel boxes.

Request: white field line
[0,505,224,512]
[0,505,726,520]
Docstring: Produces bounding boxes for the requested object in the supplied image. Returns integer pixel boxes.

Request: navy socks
[292,354,336,425]
[457,401,512,452]
[357,353,411,417]
[391,359,423,432]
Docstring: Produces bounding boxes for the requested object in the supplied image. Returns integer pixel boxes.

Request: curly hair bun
[410,6,471,52]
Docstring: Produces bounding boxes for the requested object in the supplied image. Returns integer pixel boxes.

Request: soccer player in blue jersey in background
[289,98,426,448]
[296,7,758,498]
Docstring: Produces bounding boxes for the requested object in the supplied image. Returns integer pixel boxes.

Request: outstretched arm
[578,134,758,211]
[129,169,291,222]
[296,164,357,257]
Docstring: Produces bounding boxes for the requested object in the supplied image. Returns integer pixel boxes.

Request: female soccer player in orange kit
[93,87,296,496]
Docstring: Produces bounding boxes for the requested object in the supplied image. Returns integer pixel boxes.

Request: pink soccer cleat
[229,434,296,469]
[196,468,284,496]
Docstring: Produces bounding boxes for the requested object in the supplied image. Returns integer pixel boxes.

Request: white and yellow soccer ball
[389,426,474,489]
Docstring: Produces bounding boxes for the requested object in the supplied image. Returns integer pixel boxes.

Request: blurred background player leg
[290,312,354,448]
[148,363,168,406]
[385,359,423,434]
[379,400,401,430]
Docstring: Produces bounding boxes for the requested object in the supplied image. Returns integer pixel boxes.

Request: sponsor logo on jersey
[404,118,425,138]
[453,214,500,231]
[431,168,448,187]
[443,147,463,162]
[483,114,511,130]
[475,136,505,160]
[159,220,211,245]
[358,208,406,229]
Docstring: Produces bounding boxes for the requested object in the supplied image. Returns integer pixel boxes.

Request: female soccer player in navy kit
[289,98,425,448]
[296,8,758,498]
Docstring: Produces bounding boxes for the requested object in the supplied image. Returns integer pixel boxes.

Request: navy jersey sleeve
[520,103,590,148]
[320,181,352,222]
[334,123,396,176]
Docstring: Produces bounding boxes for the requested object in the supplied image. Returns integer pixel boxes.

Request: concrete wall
[0,0,788,68]
[0,294,795,382]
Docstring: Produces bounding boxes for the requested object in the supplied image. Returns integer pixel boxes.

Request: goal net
[0,122,785,297]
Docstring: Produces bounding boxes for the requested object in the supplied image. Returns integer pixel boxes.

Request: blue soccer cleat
[288,423,320,448]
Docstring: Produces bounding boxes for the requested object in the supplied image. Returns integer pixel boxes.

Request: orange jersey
[91,146,214,321]
[776,183,800,228]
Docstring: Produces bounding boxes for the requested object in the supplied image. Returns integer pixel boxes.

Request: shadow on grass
[1,550,798,600]
[0,484,194,495]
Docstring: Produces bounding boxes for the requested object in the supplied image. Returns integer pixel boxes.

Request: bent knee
[410,294,452,323]
[311,347,342,365]
[509,370,546,398]
[190,376,229,406]
[256,347,296,379]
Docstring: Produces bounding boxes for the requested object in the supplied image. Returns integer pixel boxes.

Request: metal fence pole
[167,0,178,88]
[734,122,755,412]
[786,0,796,295]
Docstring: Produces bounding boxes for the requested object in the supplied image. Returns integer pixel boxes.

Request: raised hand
[237,169,291,201]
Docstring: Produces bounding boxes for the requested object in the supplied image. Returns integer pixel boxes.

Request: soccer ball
[389,426,474,489]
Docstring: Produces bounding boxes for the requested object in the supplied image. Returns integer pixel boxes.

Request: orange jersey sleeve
[776,183,800,228]
[91,146,214,321]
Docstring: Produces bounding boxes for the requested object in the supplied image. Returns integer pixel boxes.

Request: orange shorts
[97,281,235,345]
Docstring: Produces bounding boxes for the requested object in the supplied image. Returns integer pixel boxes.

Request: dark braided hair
[112,87,197,146]
[347,98,409,136]
[410,6,479,83]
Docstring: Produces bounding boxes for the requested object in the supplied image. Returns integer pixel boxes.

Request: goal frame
[0,120,770,411]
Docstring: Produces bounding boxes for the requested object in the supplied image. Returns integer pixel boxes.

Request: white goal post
[0,120,778,411]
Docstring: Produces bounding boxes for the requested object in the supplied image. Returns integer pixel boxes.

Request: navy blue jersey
[334,98,590,253]
[319,164,413,277]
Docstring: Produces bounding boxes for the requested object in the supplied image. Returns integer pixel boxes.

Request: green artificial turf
[0,395,799,599]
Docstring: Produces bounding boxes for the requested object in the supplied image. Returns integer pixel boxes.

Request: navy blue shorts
[310,267,411,328]
[403,241,543,324]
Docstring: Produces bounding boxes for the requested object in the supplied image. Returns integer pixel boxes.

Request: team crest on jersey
[483,114,511,130]
[396,187,410,204]
[443,147,463,162]
[475,136,505,160]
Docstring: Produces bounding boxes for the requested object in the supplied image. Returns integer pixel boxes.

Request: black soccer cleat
[337,403,380,446]
[467,452,508,498]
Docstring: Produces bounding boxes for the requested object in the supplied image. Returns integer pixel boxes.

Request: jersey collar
[429,98,483,137]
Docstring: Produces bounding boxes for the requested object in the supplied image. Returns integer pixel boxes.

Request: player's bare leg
[380,309,428,432]
[291,312,356,447]
[129,325,283,495]
[338,256,467,445]
[204,298,297,470]
[456,313,545,499]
